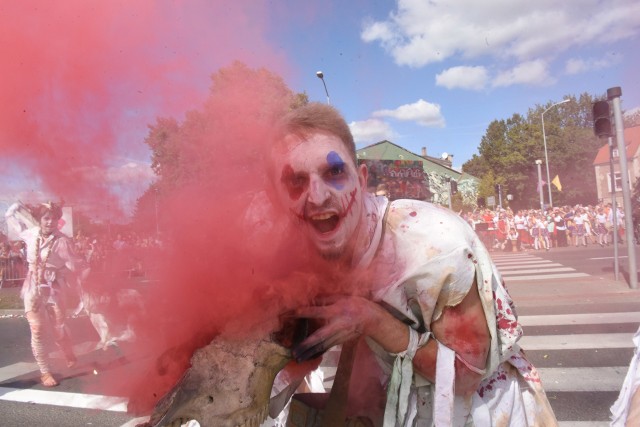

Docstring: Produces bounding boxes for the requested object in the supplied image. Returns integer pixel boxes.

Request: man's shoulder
[388,199,458,220]
[386,199,471,234]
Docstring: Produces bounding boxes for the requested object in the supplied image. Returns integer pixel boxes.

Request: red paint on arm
[414,280,490,397]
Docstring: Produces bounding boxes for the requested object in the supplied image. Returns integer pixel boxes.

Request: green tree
[132,62,307,229]
[463,92,604,210]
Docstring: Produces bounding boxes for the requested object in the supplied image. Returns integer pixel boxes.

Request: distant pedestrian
[8,202,88,387]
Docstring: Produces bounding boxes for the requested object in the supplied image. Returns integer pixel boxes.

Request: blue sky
[1,0,639,219]
[276,0,640,168]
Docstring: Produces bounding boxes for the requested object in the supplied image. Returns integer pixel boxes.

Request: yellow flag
[552,175,562,191]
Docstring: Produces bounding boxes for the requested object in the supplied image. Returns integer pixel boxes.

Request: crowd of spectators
[462,202,630,252]
[1,202,634,285]
[0,230,162,286]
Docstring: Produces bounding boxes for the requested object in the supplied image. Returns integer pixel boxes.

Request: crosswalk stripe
[501,267,577,275]
[0,386,127,412]
[538,366,628,392]
[558,423,609,427]
[0,361,37,382]
[519,312,640,326]
[499,262,564,270]
[494,260,556,265]
[519,333,635,350]
[506,272,590,281]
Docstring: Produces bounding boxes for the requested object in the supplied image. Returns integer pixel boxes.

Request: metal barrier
[0,258,26,288]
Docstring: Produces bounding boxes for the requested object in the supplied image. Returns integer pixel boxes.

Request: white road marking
[498,262,564,270]
[506,272,590,281]
[538,366,628,392]
[0,386,128,412]
[519,333,634,350]
[501,267,577,275]
[519,312,640,327]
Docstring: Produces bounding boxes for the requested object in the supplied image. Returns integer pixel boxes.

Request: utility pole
[608,87,637,289]
[535,160,544,211]
[609,137,619,281]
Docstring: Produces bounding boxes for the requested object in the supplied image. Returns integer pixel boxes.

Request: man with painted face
[14,202,88,387]
[268,103,556,426]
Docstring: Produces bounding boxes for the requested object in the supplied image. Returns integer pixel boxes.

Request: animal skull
[142,334,292,427]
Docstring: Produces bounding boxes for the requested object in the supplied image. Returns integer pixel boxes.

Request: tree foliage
[132,62,307,230]
[462,93,608,210]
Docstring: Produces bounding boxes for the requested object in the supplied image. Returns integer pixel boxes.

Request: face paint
[326,151,345,190]
[272,133,366,260]
[280,164,308,201]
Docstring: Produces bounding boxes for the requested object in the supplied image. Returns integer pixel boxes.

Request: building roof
[356,140,478,182]
[593,126,640,165]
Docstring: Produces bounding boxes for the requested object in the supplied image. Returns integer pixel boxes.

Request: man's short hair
[274,102,356,164]
[35,202,63,221]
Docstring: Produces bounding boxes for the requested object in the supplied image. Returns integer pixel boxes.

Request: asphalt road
[0,244,639,426]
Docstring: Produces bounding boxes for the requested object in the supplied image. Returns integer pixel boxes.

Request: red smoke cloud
[1,1,380,418]
[0,0,290,215]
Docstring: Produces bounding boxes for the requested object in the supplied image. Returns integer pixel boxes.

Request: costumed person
[6,202,88,387]
[611,325,640,426]
[266,103,557,426]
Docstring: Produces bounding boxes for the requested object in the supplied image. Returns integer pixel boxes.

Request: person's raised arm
[291,280,490,397]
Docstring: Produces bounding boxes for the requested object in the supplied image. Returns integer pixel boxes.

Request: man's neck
[348,192,384,269]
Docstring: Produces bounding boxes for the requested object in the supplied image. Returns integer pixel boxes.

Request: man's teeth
[310,213,334,221]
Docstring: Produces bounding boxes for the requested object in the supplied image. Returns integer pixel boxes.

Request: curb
[0,309,25,317]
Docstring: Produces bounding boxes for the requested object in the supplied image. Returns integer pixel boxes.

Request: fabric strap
[383,327,429,427]
[434,341,455,427]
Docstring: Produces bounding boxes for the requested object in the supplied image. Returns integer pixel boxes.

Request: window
[607,171,629,192]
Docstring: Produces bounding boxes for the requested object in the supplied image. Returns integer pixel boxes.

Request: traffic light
[592,100,612,138]
[494,184,501,193]
[450,180,458,195]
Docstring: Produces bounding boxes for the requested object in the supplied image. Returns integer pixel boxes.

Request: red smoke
[0,0,290,216]
[1,1,383,418]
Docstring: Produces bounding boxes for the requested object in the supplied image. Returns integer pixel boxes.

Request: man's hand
[290,295,379,362]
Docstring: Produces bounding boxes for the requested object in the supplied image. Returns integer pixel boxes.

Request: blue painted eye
[329,164,344,176]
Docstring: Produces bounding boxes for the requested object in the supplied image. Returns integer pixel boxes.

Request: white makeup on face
[273,132,366,260]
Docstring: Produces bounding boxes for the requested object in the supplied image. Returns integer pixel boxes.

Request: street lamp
[541,98,570,208]
[316,71,331,105]
[535,159,544,211]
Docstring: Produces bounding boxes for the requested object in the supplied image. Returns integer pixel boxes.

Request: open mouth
[309,213,340,234]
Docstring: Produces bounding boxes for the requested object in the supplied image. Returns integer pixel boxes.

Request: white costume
[266,194,556,426]
[355,195,556,426]
[611,325,640,426]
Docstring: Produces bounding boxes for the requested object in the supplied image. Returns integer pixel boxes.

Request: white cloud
[492,60,552,87]
[105,161,155,184]
[436,66,488,90]
[564,54,619,75]
[625,106,640,117]
[349,119,397,144]
[372,99,445,127]
[361,1,640,68]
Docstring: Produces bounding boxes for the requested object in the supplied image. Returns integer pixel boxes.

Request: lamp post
[535,159,544,211]
[316,71,331,105]
[541,98,570,208]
